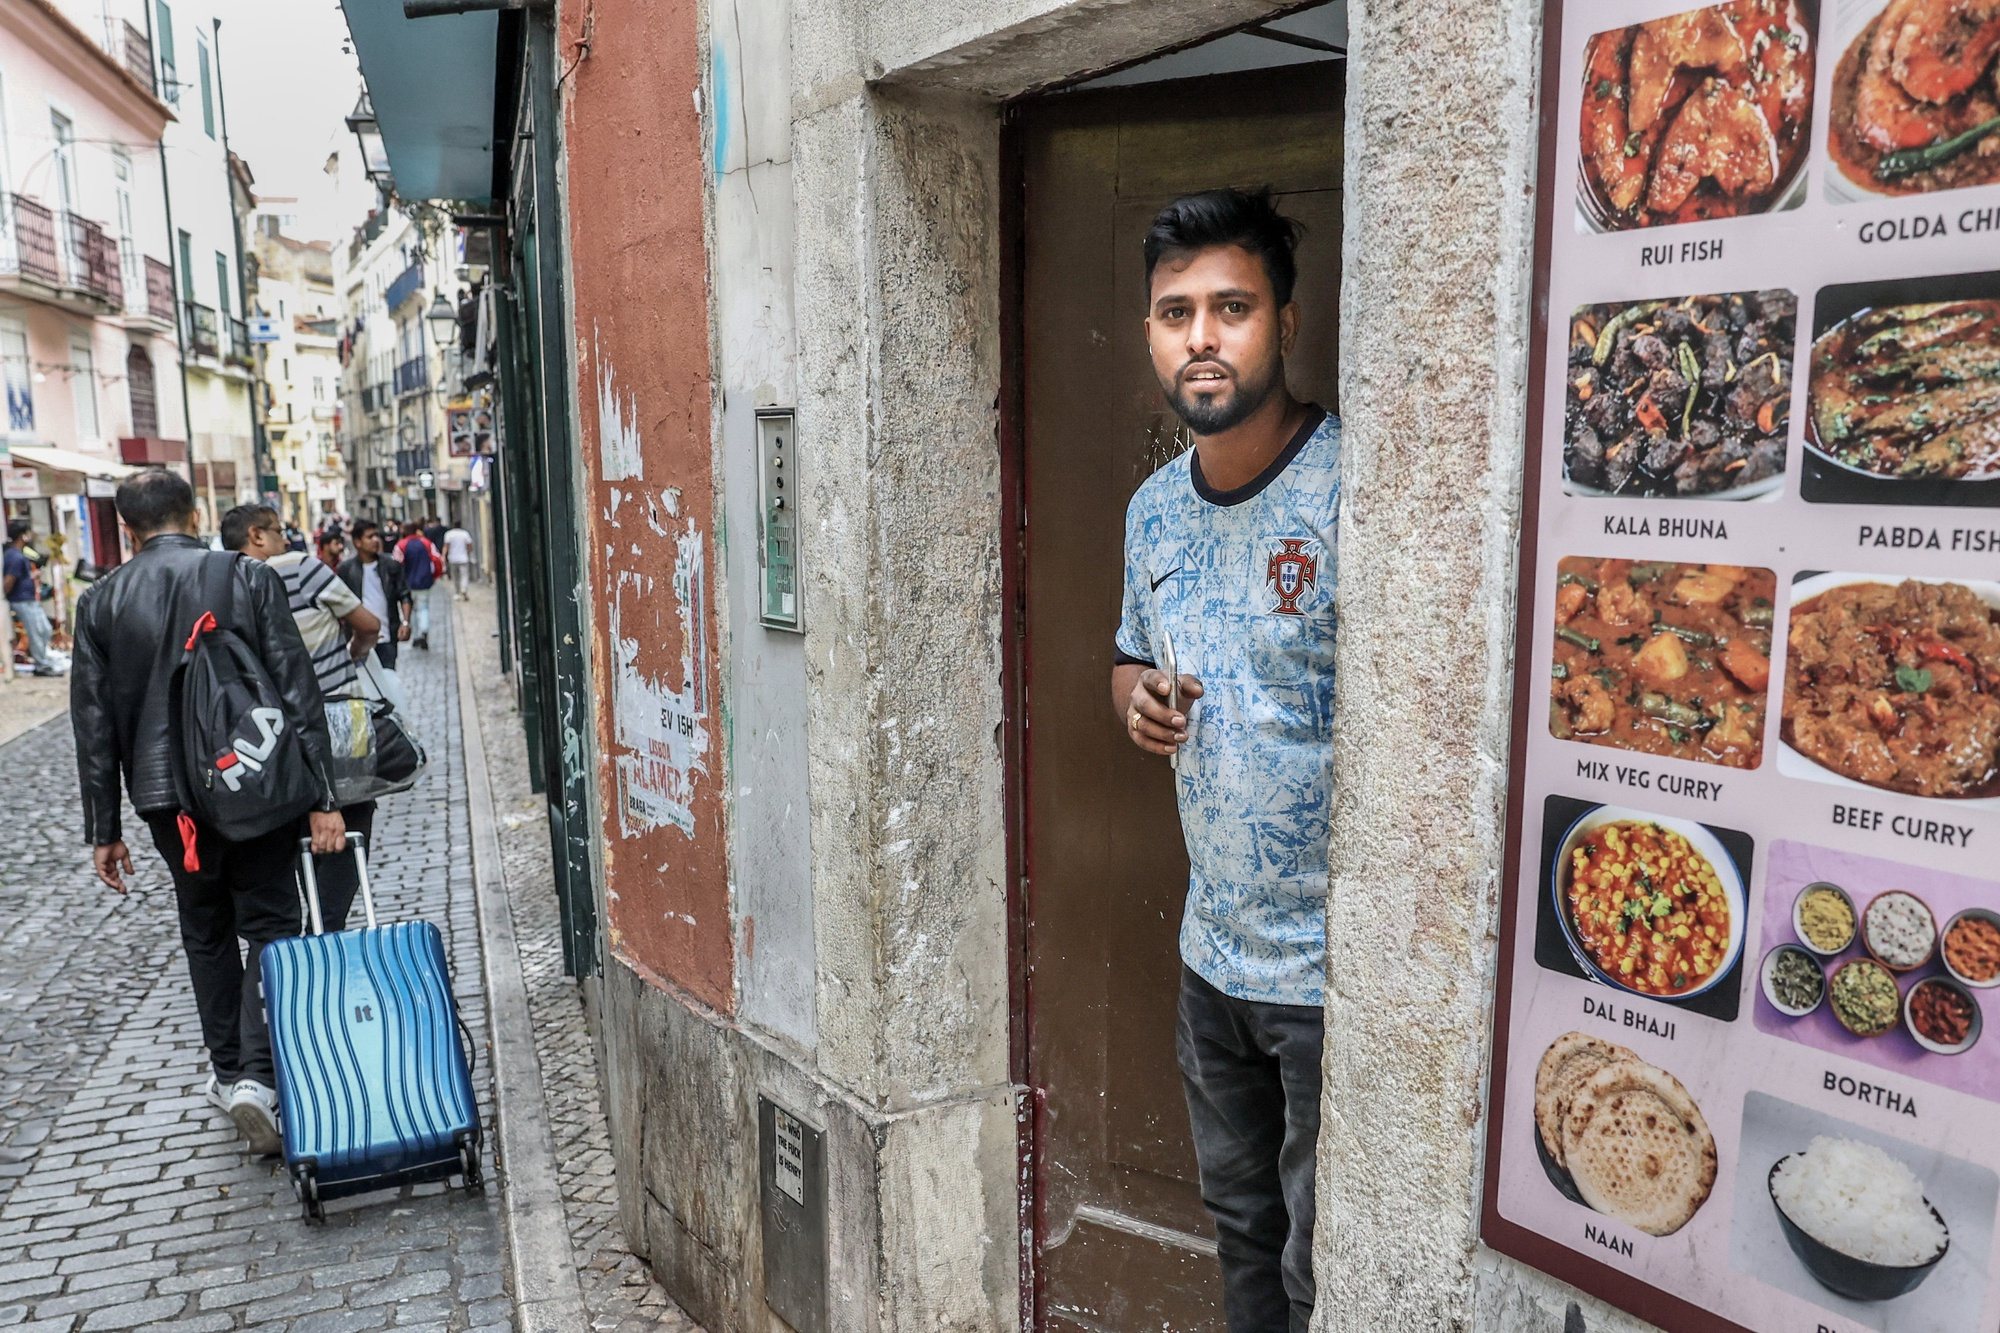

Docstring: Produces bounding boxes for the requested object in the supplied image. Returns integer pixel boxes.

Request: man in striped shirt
[221,506,381,929]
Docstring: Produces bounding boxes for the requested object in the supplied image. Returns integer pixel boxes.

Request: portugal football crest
[1265,539,1318,616]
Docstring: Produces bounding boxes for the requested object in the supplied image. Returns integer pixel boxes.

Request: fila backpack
[167,553,323,863]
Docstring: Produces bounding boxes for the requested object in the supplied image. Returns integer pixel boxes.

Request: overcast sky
[212,0,369,246]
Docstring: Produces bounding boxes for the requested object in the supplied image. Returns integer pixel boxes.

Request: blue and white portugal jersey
[1116,408,1340,1007]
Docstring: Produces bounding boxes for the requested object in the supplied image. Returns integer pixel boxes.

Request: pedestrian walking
[70,470,346,1156]
[422,513,446,552]
[337,519,412,669]
[443,521,475,599]
[222,504,383,932]
[395,521,442,651]
[1111,188,1338,1333]
[4,519,62,676]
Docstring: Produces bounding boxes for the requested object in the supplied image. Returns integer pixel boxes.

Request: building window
[214,252,231,317]
[70,338,98,440]
[155,1,178,108]
[195,33,214,138]
[112,150,138,295]
[1,320,32,435]
[177,230,193,303]
[127,346,157,437]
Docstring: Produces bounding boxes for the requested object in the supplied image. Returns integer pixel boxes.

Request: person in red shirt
[394,521,443,650]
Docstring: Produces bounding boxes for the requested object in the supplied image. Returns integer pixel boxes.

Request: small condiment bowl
[1830,958,1901,1038]
[1906,976,1983,1056]
[1760,944,1826,1018]
[1941,907,2000,991]
[1862,890,1939,974]
[1793,882,1858,957]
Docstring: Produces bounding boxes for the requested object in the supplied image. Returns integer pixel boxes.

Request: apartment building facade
[0,0,182,580]
[249,221,343,526]
[337,199,447,523]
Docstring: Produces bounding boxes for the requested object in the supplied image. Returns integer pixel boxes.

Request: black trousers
[142,813,305,1087]
[311,801,375,931]
[1177,965,1324,1333]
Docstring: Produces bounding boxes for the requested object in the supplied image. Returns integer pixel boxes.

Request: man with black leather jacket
[70,470,346,1156]
[336,520,412,670]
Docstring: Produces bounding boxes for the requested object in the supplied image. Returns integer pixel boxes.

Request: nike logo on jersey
[1150,565,1184,593]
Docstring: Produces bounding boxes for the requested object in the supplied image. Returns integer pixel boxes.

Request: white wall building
[338,197,444,524]
[48,0,259,527]
[250,220,342,526]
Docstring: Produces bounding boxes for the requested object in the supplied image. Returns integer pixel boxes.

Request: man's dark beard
[1163,358,1278,436]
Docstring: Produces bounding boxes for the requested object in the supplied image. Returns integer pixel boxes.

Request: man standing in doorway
[70,471,346,1154]
[5,520,61,677]
[1110,188,1337,1333]
[442,520,474,600]
[222,504,381,931]
[337,519,411,669]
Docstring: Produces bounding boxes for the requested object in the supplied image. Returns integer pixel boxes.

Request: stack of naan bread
[1534,1032,1717,1237]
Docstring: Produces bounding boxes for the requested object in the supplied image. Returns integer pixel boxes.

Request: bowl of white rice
[1768,1137,1950,1302]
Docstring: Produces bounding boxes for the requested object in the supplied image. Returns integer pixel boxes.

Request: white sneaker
[226,1080,282,1156]
[202,1074,230,1115]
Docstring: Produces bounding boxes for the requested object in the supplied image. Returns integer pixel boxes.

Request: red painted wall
[559,0,730,1010]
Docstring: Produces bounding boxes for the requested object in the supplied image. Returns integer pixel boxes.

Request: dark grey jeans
[1177,964,1324,1333]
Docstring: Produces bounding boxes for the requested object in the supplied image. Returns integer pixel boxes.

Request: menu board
[1482,1,2000,1329]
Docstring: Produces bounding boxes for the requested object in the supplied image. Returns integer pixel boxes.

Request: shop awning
[338,0,501,204]
[5,445,136,480]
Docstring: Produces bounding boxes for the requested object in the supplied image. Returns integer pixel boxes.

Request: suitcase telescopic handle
[296,831,377,934]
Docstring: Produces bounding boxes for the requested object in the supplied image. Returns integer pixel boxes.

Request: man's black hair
[1143,186,1303,308]
[6,518,30,544]
[316,530,345,551]
[218,504,280,553]
[351,519,379,541]
[113,468,196,536]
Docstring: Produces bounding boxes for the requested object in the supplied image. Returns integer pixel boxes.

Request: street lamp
[345,91,393,190]
[424,290,458,348]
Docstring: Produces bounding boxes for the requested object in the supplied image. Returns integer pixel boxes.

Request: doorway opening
[1004,7,1346,1328]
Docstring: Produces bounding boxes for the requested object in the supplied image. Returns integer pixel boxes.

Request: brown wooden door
[1016,64,1344,1331]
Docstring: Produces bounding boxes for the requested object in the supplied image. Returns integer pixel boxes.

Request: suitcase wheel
[458,1141,485,1195]
[295,1165,324,1223]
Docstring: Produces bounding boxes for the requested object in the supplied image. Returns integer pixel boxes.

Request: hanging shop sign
[447,392,493,458]
[1483,2,2000,1329]
[0,466,39,500]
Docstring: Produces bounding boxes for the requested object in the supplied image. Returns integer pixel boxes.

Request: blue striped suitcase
[261,833,482,1220]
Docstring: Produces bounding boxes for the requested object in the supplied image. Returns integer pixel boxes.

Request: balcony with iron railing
[143,256,175,324]
[110,20,154,94]
[0,196,126,310]
[183,302,219,360]
[0,194,61,286]
[395,356,429,397]
[386,261,425,313]
[62,214,122,307]
[225,316,253,371]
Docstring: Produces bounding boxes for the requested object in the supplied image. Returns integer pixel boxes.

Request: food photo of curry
[1551,557,1777,767]
[1828,0,2000,196]
[1580,0,1816,230]
[1566,291,1795,498]
[1784,576,2000,797]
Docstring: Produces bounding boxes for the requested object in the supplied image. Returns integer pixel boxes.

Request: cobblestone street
[0,614,508,1332]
